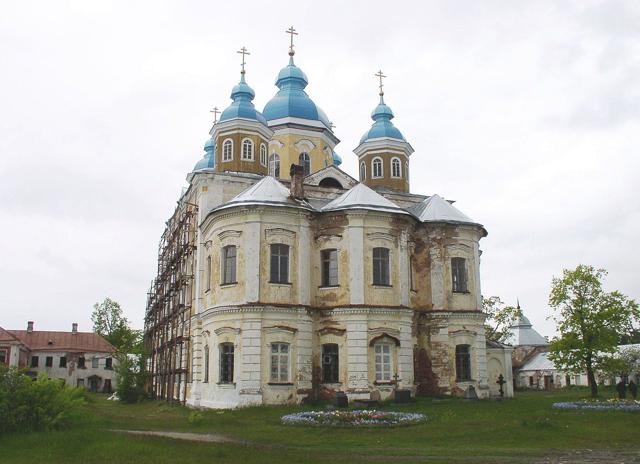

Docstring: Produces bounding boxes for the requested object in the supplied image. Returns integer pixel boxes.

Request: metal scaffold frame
[144,200,198,404]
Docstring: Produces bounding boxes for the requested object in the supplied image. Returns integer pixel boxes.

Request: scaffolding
[144,200,198,403]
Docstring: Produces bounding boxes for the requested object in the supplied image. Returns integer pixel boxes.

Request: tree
[598,345,640,380]
[91,298,129,348]
[547,265,639,397]
[483,296,522,343]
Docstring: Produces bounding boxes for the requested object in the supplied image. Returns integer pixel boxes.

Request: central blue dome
[360,95,405,144]
[219,74,268,126]
[263,56,331,128]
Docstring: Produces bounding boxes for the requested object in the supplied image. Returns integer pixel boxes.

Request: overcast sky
[1,1,638,338]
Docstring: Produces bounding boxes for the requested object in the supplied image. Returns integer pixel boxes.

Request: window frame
[91,357,99,369]
[269,243,290,284]
[372,157,383,178]
[391,157,402,178]
[321,343,339,383]
[59,356,67,368]
[0,348,7,365]
[372,247,391,286]
[241,138,254,161]
[270,342,290,383]
[299,152,311,176]
[260,143,267,166]
[374,343,393,382]
[205,255,212,292]
[203,345,209,383]
[455,344,472,381]
[31,355,39,368]
[105,357,112,369]
[221,245,237,285]
[222,139,233,162]
[360,161,366,181]
[219,343,235,384]
[45,356,53,367]
[269,153,280,178]
[320,249,339,287]
[78,357,86,369]
[451,257,468,293]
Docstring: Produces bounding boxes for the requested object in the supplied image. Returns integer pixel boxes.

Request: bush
[0,366,86,433]
[114,354,147,403]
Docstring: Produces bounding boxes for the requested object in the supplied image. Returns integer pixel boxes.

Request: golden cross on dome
[210,106,220,123]
[375,70,387,96]
[286,26,298,56]
[237,46,250,74]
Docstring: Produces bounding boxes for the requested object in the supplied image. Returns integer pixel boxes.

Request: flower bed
[553,399,640,411]
[281,410,426,427]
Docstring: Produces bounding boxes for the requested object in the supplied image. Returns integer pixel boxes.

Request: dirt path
[110,429,245,444]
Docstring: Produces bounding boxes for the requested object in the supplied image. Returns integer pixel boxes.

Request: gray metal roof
[408,194,479,226]
[520,351,555,371]
[510,314,549,346]
[213,175,313,212]
[321,182,410,215]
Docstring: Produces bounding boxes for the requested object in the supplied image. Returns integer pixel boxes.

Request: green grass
[1,388,639,463]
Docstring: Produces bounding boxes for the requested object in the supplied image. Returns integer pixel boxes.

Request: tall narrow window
[372,247,390,286]
[91,357,99,368]
[270,244,289,283]
[241,139,254,160]
[269,153,280,178]
[451,257,468,293]
[105,357,112,369]
[455,344,471,381]
[391,158,401,178]
[31,356,39,368]
[59,356,67,368]
[219,343,234,383]
[0,349,7,365]
[322,343,339,383]
[223,139,233,162]
[374,343,392,381]
[260,144,267,166]
[203,345,209,383]
[206,255,212,291]
[78,357,85,368]
[299,152,310,176]
[372,157,383,178]
[360,161,366,181]
[270,343,289,382]
[46,356,53,367]
[405,162,409,182]
[222,245,237,284]
[321,249,338,286]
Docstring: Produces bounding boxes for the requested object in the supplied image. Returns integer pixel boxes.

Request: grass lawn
[1,387,639,463]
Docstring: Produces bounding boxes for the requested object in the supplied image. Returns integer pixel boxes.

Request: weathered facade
[145,36,513,407]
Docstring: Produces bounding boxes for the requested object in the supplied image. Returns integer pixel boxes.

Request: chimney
[27,321,34,333]
[72,323,78,334]
[289,164,305,199]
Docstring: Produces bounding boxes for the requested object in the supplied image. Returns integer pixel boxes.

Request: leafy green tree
[91,298,129,347]
[598,345,640,380]
[547,265,639,397]
[483,296,522,343]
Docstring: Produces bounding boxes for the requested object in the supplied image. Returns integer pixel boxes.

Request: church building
[144,29,513,408]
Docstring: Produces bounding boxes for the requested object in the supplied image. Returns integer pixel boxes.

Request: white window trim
[270,342,291,383]
[374,342,393,382]
[260,143,267,166]
[391,157,402,178]
[222,138,233,162]
[269,153,280,177]
[241,138,254,161]
[372,157,383,178]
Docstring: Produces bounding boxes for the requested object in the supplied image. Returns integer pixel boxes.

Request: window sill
[268,282,292,286]
[222,159,233,163]
[267,382,294,387]
[372,284,393,288]
[216,382,236,389]
[220,282,238,288]
[318,285,340,289]
[373,381,395,386]
[452,291,470,294]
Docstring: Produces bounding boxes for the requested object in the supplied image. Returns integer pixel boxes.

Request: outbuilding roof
[7,330,114,353]
[510,314,549,346]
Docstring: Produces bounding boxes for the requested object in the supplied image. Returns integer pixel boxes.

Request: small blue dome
[263,56,331,128]
[193,138,216,171]
[332,151,342,166]
[360,95,406,144]
[219,74,268,126]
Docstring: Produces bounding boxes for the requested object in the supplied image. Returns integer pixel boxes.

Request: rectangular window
[455,344,471,381]
[372,247,390,286]
[322,344,339,383]
[45,356,53,367]
[451,257,468,293]
[206,255,212,291]
[270,244,289,284]
[105,357,112,369]
[374,344,392,381]
[270,343,289,383]
[222,245,237,284]
[204,346,209,383]
[78,357,86,369]
[219,343,234,384]
[529,376,534,387]
[321,249,338,287]
[92,357,99,368]
[104,379,112,393]
[59,356,67,368]
[0,349,7,365]
[31,356,39,368]
[77,378,84,388]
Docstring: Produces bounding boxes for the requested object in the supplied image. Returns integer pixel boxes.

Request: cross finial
[210,106,220,124]
[329,121,336,130]
[286,26,298,56]
[375,69,387,96]
[237,46,250,74]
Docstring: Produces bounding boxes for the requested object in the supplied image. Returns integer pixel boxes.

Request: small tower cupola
[354,70,414,193]
[211,47,273,176]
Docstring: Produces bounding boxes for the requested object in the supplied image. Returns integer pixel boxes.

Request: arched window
[260,144,267,166]
[222,139,233,162]
[360,161,366,181]
[203,345,209,383]
[391,158,401,178]
[455,344,471,381]
[372,157,383,178]
[241,138,254,161]
[299,152,310,176]
[269,153,280,178]
[205,255,211,291]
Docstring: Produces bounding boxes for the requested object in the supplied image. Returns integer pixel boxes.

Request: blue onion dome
[359,95,406,144]
[219,74,268,126]
[193,137,216,171]
[263,56,332,128]
[332,151,342,166]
